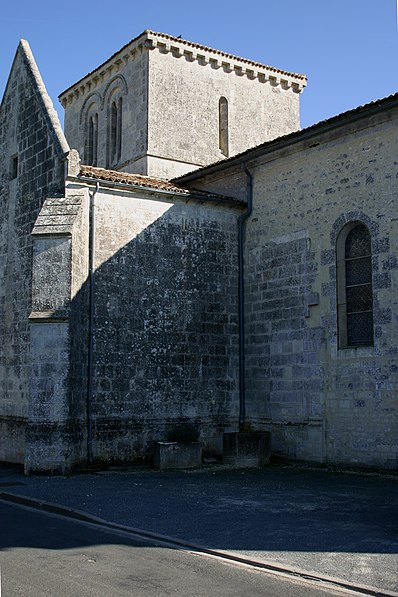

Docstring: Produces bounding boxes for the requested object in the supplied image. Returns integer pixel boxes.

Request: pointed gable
[0,39,69,199]
[1,39,69,149]
[0,40,71,467]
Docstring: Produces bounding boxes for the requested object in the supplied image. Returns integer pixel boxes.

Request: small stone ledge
[223,432,271,468]
[32,195,82,236]
[29,310,69,323]
[31,227,73,237]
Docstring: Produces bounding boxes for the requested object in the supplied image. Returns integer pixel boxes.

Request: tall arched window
[86,112,98,166]
[103,75,127,168]
[219,97,229,157]
[336,222,374,348]
[108,96,122,167]
[81,94,100,167]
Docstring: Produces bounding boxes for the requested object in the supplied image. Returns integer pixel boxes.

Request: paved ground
[0,500,347,597]
[1,463,397,594]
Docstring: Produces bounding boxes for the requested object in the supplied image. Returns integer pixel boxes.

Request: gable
[0,39,69,199]
[0,40,71,466]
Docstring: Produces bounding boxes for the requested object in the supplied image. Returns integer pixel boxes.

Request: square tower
[59,31,307,179]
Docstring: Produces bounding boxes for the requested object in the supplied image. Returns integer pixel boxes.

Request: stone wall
[87,186,241,462]
[61,46,149,174]
[184,102,398,469]
[60,31,304,179]
[244,108,398,468]
[0,41,68,465]
[146,44,302,178]
[28,186,89,474]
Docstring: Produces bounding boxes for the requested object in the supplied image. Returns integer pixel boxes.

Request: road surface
[0,500,357,596]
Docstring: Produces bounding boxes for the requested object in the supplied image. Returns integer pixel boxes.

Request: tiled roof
[79,165,194,194]
[59,30,306,98]
[78,165,243,206]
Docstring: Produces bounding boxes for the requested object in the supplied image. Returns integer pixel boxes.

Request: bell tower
[59,30,307,179]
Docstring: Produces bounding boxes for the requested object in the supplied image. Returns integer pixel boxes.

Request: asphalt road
[3,464,396,593]
[0,500,352,597]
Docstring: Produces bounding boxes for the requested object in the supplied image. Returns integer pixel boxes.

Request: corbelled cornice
[59,30,307,107]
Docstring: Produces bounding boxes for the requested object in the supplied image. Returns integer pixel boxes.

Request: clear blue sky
[1,0,397,129]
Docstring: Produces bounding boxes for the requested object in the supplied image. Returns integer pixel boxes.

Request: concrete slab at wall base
[153,442,202,471]
[223,432,271,467]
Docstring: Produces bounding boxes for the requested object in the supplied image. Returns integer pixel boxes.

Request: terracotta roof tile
[79,165,194,194]
[78,165,243,206]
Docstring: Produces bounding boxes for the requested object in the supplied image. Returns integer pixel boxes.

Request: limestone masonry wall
[28,188,89,473]
[3,33,397,473]
[61,31,302,179]
[62,47,149,174]
[185,105,398,469]
[0,43,67,466]
[147,47,300,178]
[87,188,241,462]
[244,110,398,468]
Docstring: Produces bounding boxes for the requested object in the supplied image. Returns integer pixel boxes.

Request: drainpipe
[238,164,253,429]
[87,181,100,465]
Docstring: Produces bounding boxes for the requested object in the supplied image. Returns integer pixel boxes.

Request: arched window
[108,96,122,167]
[336,223,374,348]
[219,97,229,157]
[103,75,127,168]
[80,93,101,167]
[86,112,98,166]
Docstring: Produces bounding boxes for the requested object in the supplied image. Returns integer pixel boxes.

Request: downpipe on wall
[238,163,253,429]
[86,181,100,465]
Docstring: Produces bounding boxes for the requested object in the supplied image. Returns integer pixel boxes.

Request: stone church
[0,30,397,473]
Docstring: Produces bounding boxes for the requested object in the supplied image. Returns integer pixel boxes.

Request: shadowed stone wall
[183,102,398,469]
[0,42,68,465]
[87,187,241,462]
[28,185,89,474]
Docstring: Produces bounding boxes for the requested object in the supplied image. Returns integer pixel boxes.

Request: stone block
[153,441,202,471]
[223,431,271,468]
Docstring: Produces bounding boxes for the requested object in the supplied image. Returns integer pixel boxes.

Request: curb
[1,491,397,597]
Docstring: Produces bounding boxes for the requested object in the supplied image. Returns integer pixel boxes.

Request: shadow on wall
[30,196,241,470]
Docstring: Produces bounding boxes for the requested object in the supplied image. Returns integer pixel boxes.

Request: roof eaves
[75,166,244,208]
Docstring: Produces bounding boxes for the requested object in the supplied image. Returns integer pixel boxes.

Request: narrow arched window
[219,97,229,157]
[109,98,122,167]
[86,113,98,166]
[336,223,374,348]
[110,101,118,165]
[117,97,122,161]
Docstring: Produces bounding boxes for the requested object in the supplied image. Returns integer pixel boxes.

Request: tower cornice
[59,30,307,108]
